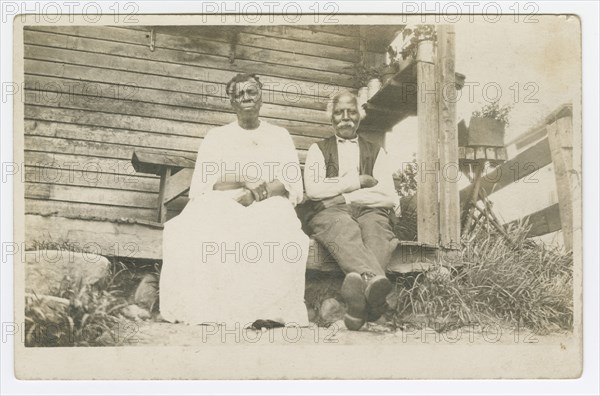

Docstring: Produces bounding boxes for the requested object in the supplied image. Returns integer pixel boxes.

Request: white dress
[159,121,309,327]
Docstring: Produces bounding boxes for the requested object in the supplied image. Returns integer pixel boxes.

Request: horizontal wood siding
[23,25,360,221]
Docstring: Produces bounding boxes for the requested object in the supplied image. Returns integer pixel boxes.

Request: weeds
[390,223,573,334]
[24,262,136,347]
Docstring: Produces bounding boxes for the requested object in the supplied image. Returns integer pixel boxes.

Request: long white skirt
[159,191,309,327]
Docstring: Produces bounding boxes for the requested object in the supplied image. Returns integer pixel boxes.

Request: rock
[425,266,452,282]
[319,298,346,323]
[134,273,159,311]
[25,250,110,295]
[121,304,151,321]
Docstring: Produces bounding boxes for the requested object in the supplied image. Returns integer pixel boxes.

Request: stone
[121,304,151,321]
[134,273,159,311]
[319,297,346,324]
[425,266,452,282]
[25,250,110,295]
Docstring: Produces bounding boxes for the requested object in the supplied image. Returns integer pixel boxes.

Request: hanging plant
[354,62,382,87]
[398,24,437,61]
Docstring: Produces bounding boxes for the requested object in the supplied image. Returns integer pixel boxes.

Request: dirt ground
[121,319,573,347]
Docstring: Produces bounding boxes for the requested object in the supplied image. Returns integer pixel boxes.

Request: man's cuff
[342,193,352,205]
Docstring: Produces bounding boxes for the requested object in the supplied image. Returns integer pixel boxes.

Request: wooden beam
[24,214,163,260]
[436,25,460,247]
[416,39,440,245]
[547,115,574,250]
[157,167,172,223]
[459,137,552,203]
[506,203,562,238]
[132,149,196,175]
[163,168,194,205]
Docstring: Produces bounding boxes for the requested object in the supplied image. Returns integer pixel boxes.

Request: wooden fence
[458,103,576,251]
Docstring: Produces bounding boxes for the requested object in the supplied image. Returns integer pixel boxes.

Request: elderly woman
[159,73,309,327]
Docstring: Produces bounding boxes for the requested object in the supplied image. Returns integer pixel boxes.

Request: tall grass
[390,224,573,333]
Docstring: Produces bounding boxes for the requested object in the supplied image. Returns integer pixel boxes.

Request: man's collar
[336,136,359,144]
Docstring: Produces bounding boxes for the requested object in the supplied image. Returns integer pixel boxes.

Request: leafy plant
[25,263,135,347]
[396,24,437,61]
[354,62,382,87]
[472,101,513,126]
[393,156,418,197]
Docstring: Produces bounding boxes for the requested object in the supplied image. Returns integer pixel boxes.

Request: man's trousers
[308,204,399,276]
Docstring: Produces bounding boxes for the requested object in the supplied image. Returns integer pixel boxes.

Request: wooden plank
[132,149,195,175]
[25,105,328,144]
[416,40,439,245]
[24,88,332,138]
[25,199,161,222]
[24,164,159,193]
[25,182,168,209]
[24,72,331,126]
[436,25,460,247]
[26,25,358,73]
[507,203,562,238]
[24,43,351,94]
[163,168,194,204]
[24,151,151,179]
[24,30,354,86]
[547,116,574,250]
[237,31,359,62]
[25,58,329,112]
[241,26,358,49]
[24,135,194,168]
[25,105,214,138]
[25,120,203,152]
[459,137,552,204]
[25,214,163,260]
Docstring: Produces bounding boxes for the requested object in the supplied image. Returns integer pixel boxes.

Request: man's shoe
[363,273,392,323]
[341,272,367,331]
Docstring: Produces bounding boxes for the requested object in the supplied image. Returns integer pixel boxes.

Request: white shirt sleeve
[303,143,361,200]
[342,148,400,208]
[188,130,222,200]
[272,126,305,206]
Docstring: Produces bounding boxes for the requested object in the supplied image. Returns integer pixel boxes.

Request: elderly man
[303,90,400,331]
[159,73,309,327]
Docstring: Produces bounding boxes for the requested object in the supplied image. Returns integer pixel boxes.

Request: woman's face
[230,80,263,117]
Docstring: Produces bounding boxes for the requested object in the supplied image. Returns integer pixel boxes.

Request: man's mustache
[337,121,355,128]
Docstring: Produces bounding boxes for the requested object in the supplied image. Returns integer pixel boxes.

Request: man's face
[230,79,262,117]
[331,95,360,139]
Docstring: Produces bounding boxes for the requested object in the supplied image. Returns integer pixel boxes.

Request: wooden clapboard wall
[23,25,362,222]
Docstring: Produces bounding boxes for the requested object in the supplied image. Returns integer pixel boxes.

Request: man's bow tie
[337,137,358,144]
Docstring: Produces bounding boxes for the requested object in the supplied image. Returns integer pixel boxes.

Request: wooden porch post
[436,25,460,247]
[546,113,575,251]
[416,37,440,245]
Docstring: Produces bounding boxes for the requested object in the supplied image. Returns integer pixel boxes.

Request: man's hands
[359,175,378,188]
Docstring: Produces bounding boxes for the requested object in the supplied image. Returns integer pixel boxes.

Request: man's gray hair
[325,90,367,120]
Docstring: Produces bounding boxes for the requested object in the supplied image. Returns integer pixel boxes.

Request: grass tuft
[389,224,573,334]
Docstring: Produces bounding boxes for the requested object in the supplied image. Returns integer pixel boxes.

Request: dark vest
[316,135,381,178]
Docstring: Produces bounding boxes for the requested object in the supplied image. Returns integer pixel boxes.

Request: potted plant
[466,101,512,147]
[354,63,382,102]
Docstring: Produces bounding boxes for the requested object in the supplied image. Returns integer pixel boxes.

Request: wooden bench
[132,149,448,273]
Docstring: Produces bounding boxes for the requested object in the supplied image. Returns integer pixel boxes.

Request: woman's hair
[325,90,366,120]
[225,73,263,97]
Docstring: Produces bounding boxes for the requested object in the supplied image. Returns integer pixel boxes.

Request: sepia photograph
[4,6,592,383]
